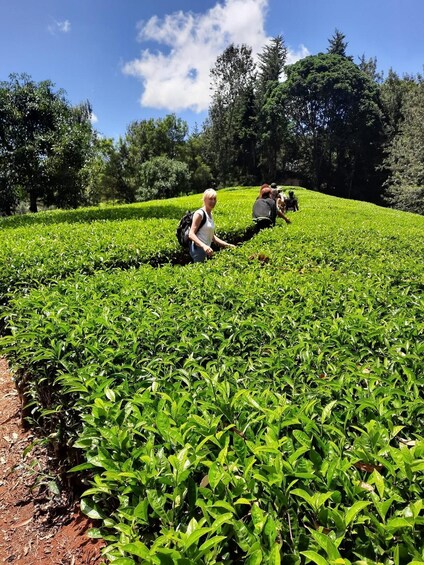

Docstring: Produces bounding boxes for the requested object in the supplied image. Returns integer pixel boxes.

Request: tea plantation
[1,188,424,564]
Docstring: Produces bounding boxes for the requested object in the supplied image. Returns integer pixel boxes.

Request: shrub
[137,156,191,201]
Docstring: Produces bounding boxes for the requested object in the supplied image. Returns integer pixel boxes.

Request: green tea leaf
[301,550,330,565]
[122,541,150,558]
[80,498,105,520]
[345,501,371,526]
[199,535,227,552]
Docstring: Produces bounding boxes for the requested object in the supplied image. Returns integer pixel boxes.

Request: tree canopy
[0,74,95,214]
[327,28,350,58]
[1,31,423,216]
[280,53,384,199]
[206,43,257,184]
[383,79,424,213]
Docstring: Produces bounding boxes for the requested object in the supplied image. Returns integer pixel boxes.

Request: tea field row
[2,189,424,563]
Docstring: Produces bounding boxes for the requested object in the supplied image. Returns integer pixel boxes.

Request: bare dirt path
[0,357,105,564]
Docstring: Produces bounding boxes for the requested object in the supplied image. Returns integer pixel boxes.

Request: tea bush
[1,188,424,563]
[0,188,255,304]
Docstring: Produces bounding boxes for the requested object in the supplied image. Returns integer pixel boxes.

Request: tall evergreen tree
[327,29,351,59]
[358,55,384,83]
[207,44,257,184]
[256,36,289,180]
[380,69,417,139]
[257,35,287,89]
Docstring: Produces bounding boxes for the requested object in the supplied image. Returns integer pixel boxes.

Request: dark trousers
[254,218,273,233]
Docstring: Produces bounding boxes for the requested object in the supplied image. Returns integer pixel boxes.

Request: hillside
[1,188,424,563]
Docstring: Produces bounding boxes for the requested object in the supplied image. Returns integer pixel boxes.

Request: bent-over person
[252,185,291,233]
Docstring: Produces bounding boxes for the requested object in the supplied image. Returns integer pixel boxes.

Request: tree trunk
[29,190,38,213]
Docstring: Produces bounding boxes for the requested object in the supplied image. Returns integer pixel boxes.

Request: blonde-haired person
[188,189,235,263]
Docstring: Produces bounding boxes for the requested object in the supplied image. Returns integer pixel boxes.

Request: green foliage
[44,101,95,209]
[380,70,418,139]
[383,79,424,214]
[255,36,290,181]
[178,132,213,193]
[281,53,384,200]
[357,55,383,83]
[206,43,257,185]
[0,173,19,216]
[110,114,213,203]
[257,35,287,87]
[0,189,253,304]
[137,156,192,201]
[190,160,213,193]
[3,37,423,219]
[125,114,188,164]
[327,29,351,59]
[203,35,424,206]
[80,137,135,206]
[1,188,424,562]
[0,73,95,214]
[256,83,290,181]
[2,37,423,219]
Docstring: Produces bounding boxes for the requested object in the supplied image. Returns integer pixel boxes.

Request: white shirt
[195,208,215,246]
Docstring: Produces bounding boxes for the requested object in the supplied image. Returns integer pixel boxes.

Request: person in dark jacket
[252,185,291,233]
[285,190,299,211]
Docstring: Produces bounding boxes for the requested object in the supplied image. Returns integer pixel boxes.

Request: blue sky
[1,0,423,140]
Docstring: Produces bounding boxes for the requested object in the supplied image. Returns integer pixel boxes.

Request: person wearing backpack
[252,184,291,233]
[188,188,235,263]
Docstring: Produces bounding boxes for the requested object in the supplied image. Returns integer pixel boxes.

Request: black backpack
[176,209,206,247]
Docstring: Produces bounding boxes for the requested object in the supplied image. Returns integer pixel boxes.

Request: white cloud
[122,0,308,114]
[90,112,98,124]
[48,19,71,35]
[286,44,310,65]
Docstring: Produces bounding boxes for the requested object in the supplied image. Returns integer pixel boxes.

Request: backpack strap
[194,209,207,234]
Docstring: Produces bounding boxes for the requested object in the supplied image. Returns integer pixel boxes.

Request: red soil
[0,357,105,564]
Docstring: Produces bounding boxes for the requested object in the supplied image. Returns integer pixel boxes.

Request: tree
[124,115,189,194]
[82,137,135,204]
[0,74,95,214]
[125,114,188,163]
[256,36,289,180]
[104,139,135,203]
[384,79,424,214]
[0,74,60,213]
[281,53,384,200]
[137,156,191,201]
[179,131,213,192]
[44,101,95,209]
[358,55,384,83]
[0,175,19,216]
[327,29,351,58]
[380,69,417,139]
[257,35,287,90]
[206,44,257,184]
